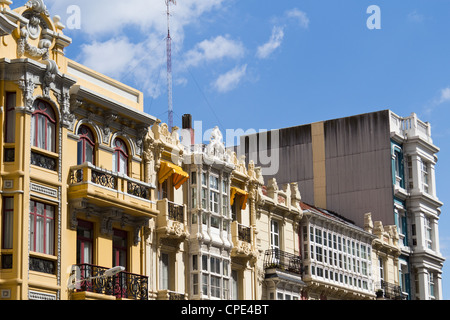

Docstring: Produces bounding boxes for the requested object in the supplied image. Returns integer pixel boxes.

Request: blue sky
[12,0,450,299]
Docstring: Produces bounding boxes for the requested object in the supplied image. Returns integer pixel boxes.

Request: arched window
[77,125,95,165]
[113,138,128,175]
[31,100,56,152]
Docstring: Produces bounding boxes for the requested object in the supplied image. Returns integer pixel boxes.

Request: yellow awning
[159,160,189,190]
[230,187,249,210]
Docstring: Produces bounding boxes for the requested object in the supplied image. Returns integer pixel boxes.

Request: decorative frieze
[30,182,58,198]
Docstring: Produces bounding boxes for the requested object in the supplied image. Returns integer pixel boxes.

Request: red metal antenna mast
[166,0,176,132]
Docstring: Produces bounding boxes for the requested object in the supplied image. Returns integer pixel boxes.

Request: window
[315,229,322,245]
[193,274,199,295]
[201,172,207,210]
[210,175,219,214]
[76,220,93,265]
[407,156,414,190]
[112,139,128,175]
[211,216,220,229]
[31,100,56,152]
[202,274,208,295]
[113,229,127,269]
[379,257,385,281]
[4,92,16,143]
[2,197,14,249]
[232,270,239,300]
[29,200,55,255]
[421,160,429,194]
[394,148,404,188]
[77,125,95,165]
[210,276,221,298]
[428,273,435,298]
[191,187,197,209]
[160,253,169,290]
[270,220,280,250]
[191,171,197,209]
[316,246,322,262]
[222,180,228,217]
[424,217,433,249]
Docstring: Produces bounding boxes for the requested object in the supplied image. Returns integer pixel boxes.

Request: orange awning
[230,187,249,210]
[159,160,189,190]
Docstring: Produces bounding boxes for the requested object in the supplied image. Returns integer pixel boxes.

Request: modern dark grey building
[239,110,445,300]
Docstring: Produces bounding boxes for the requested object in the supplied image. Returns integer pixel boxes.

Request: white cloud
[256,26,285,59]
[439,87,450,103]
[43,0,227,98]
[79,37,144,79]
[286,8,310,29]
[213,64,247,93]
[408,10,424,23]
[184,35,245,67]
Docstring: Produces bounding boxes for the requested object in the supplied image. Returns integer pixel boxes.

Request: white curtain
[29,201,54,255]
[32,114,55,152]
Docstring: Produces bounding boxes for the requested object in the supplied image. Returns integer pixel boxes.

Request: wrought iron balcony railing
[168,201,184,223]
[376,280,408,300]
[264,249,303,275]
[73,264,148,300]
[238,224,251,243]
[31,151,57,171]
[69,163,153,202]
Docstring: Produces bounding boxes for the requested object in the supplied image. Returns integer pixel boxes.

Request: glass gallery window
[112,138,128,175]
[29,200,55,255]
[77,125,95,165]
[31,100,56,152]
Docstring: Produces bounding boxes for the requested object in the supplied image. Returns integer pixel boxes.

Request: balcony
[375,280,408,300]
[68,162,157,218]
[390,112,433,144]
[156,199,189,241]
[70,264,148,300]
[231,222,257,260]
[264,249,303,276]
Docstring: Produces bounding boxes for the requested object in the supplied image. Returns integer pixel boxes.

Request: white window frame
[270,220,280,250]
[424,216,433,250]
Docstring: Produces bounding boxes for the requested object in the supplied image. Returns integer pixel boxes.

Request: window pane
[36,214,44,253]
[47,122,55,152]
[38,115,46,149]
[86,143,94,164]
[46,217,54,255]
[120,153,127,175]
[202,274,208,295]
[112,153,117,173]
[2,198,14,249]
[29,213,34,251]
[5,93,16,143]
[160,253,169,290]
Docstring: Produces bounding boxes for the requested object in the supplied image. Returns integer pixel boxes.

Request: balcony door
[113,229,128,298]
[113,229,128,269]
[76,220,93,265]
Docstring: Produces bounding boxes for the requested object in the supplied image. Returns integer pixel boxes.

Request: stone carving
[42,59,57,97]
[102,112,118,143]
[25,0,49,16]
[18,77,36,111]
[206,126,227,160]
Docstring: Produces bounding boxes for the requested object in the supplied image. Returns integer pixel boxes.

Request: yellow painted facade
[0,1,156,300]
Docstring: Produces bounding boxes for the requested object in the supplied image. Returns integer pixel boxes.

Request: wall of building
[241,110,395,229]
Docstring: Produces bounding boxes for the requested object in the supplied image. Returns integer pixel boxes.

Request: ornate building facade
[0,0,440,301]
[1,0,156,300]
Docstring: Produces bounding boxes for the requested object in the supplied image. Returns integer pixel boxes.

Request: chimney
[181,114,195,146]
